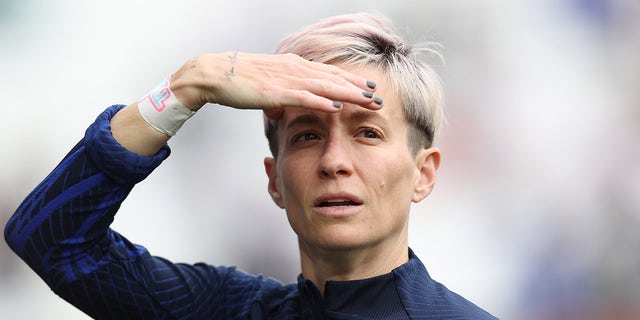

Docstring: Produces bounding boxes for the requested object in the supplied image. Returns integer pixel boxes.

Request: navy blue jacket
[5,105,497,319]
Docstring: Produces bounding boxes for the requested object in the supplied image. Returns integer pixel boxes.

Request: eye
[357,128,383,140]
[293,132,320,143]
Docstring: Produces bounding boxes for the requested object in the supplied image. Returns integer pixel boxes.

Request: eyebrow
[349,109,387,125]
[284,113,324,131]
[283,108,390,132]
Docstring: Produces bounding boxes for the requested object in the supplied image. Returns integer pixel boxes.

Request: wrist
[168,74,206,111]
[138,78,196,136]
[169,53,231,110]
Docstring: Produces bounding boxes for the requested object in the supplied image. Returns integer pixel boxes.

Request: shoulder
[393,250,498,319]
[220,267,300,317]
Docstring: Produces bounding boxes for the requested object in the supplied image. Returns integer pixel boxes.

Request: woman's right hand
[169,52,382,119]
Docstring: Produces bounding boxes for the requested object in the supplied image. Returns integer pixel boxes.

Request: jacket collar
[296,249,424,319]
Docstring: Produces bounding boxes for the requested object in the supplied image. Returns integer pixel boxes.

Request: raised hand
[169,52,383,118]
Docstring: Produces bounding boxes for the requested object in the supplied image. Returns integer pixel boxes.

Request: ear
[264,157,285,208]
[412,147,441,203]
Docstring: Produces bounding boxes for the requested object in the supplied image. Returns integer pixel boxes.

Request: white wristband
[137,78,195,136]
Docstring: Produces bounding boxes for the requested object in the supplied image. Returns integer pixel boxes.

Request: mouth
[317,199,361,207]
[314,194,363,208]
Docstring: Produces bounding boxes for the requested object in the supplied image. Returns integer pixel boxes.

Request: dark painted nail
[362,91,374,98]
[333,101,343,108]
[374,97,384,105]
[366,80,377,89]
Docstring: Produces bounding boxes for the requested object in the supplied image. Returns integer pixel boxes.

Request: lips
[313,194,363,208]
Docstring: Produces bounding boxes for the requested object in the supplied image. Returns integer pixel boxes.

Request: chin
[309,228,378,252]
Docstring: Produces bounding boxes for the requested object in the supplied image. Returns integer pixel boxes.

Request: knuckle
[325,64,342,75]
[318,79,333,92]
[281,52,301,63]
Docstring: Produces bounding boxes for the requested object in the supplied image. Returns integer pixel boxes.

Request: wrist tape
[138,78,195,136]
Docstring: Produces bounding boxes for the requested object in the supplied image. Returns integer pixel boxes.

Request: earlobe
[264,157,285,208]
[412,147,441,203]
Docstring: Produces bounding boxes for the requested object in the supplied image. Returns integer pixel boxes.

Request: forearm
[111,102,171,156]
[108,57,216,157]
[107,52,380,158]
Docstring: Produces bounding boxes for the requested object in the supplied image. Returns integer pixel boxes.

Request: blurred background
[1,0,639,319]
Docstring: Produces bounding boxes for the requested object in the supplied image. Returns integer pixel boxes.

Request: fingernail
[362,91,374,98]
[374,97,384,105]
[333,101,343,108]
[366,80,377,89]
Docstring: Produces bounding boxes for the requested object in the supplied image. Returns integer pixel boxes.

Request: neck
[298,238,409,295]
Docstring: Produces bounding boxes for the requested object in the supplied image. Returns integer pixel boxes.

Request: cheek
[371,161,416,205]
[277,157,308,204]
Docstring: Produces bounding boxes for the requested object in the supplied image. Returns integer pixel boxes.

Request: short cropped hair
[265,12,444,157]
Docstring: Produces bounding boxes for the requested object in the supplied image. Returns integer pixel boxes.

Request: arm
[4,105,183,317]
[5,105,264,319]
[4,52,380,318]
[111,52,380,156]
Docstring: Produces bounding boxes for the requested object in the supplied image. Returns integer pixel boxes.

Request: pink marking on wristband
[137,78,196,136]
[138,79,171,112]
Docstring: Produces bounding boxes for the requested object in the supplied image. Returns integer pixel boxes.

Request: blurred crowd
[1,0,638,319]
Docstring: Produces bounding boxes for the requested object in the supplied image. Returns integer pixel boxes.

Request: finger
[275,89,345,113]
[279,54,377,92]
[289,77,383,110]
[299,58,378,92]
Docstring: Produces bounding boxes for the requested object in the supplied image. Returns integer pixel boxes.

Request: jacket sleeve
[3,105,259,319]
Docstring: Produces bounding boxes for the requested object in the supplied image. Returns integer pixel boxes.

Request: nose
[318,136,353,179]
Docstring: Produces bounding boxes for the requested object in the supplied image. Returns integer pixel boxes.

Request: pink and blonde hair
[265,12,445,156]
